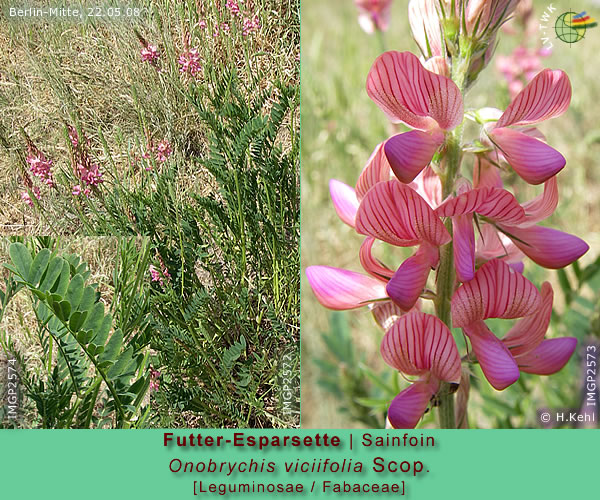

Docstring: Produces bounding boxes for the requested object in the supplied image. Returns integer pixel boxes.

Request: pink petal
[387,381,437,429]
[329,179,358,228]
[516,337,577,375]
[381,310,461,382]
[408,165,442,208]
[408,0,444,58]
[370,300,407,332]
[500,225,589,269]
[360,237,395,280]
[424,56,450,77]
[355,142,391,201]
[436,187,526,226]
[517,176,558,227]
[475,224,524,263]
[453,213,476,283]
[366,51,463,131]
[473,157,503,189]
[305,266,387,310]
[356,180,451,247]
[489,127,565,185]
[386,244,438,310]
[452,259,541,327]
[463,321,520,390]
[509,261,525,273]
[503,282,553,356]
[496,69,571,128]
[384,130,442,184]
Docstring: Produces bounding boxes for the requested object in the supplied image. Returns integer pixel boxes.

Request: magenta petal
[355,142,391,201]
[436,187,526,226]
[496,69,571,128]
[329,179,358,228]
[387,381,437,429]
[366,51,463,130]
[453,213,476,283]
[409,165,442,208]
[464,321,520,391]
[305,266,387,310]
[360,237,395,280]
[452,259,541,326]
[509,261,525,273]
[384,131,442,184]
[490,128,565,185]
[473,158,503,189]
[501,225,589,269]
[370,300,406,332]
[503,282,553,356]
[517,176,558,227]
[381,310,461,382]
[516,337,577,375]
[386,245,437,311]
[356,180,451,247]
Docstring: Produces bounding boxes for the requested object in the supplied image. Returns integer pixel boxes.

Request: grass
[0,0,300,428]
[301,0,600,428]
[0,0,298,234]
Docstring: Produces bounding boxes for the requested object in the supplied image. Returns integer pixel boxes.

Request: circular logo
[555,12,586,43]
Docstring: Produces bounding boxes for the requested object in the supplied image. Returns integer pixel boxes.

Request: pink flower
[452,260,577,390]
[155,139,172,163]
[366,51,463,183]
[140,44,159,64]
[72,184,82,196]
[487,69,572,185]
[178,48,202,76]
[496,45,550,99]
[465,1,519,37]
[328,177,450,311]
[21,187,41,207]
[355,0,393,34]
[150,368,161,392]
[225,0,240,16]
[436,175,588,279]
[408,0,444,57]
[77,161,103,187]
[149,265,163,284]
[241,14,261,36]
[381,311,461,428]
[26,151,54,188]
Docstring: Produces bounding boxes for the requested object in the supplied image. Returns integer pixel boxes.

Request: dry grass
[0,0,299,234]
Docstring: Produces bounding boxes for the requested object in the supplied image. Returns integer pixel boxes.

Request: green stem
[434,50,471,428]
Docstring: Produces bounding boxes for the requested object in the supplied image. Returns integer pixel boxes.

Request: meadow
[0,0,299,428]
[301,0,600,428]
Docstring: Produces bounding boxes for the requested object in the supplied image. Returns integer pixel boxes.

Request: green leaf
[9,243,33,281]
[81,302,105,333]
[39,258,64,292]
[107,346,134,378]
[100,330,123,363]
[65,274,85,310]
[92,314,112,347]
[51,260,71,296]
[52,300,72,321]
[69,311,88,332]
[78,286,96,312]
[29,249,51,286]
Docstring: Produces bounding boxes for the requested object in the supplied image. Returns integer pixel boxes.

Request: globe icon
[555,12,586,43]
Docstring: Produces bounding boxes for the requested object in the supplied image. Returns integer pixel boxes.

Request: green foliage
[147,67,300,428]
[0,240,151,428]
[314,312,386,428]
